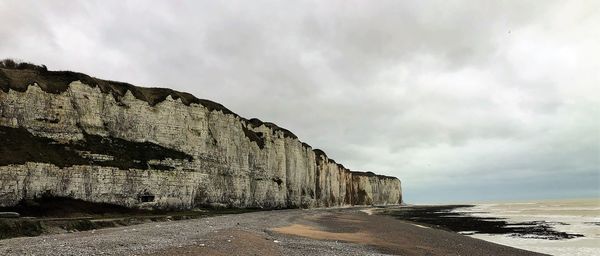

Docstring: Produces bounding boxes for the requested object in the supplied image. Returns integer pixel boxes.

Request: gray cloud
[1,0,598,203]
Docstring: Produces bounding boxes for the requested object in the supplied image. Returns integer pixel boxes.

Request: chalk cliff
[0,64,401,209]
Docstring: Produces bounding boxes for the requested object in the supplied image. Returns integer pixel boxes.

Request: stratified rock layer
[0,67,401,209]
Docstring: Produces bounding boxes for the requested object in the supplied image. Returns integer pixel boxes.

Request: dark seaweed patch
[380,205,584,240]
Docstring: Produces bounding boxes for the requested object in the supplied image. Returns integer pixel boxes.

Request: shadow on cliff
[0,126,193,171]
[0,196,259,240]
[0,196,160,218]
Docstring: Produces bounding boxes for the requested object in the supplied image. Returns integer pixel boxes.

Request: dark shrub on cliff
[0,59,47,72]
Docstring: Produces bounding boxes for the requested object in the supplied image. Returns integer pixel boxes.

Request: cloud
[0,0,598,203]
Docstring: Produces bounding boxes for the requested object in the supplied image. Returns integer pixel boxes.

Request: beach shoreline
[0,206,548,256]
[446,199,600,256]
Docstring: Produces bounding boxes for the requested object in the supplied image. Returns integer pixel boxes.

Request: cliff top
[0,59,397,181]
[0,59,239,114]
[0,59,301,139]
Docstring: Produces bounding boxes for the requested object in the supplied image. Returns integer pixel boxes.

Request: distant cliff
[0,61,401,209]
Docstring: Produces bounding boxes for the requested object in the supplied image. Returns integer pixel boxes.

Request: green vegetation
[0,126,192,170]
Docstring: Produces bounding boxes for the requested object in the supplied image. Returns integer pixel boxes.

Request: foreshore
[0,206,548,256]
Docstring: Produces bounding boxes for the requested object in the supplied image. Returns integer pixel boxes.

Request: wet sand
[270,209,546,256]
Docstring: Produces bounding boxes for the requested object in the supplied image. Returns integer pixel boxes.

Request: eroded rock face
[0,67,401,209]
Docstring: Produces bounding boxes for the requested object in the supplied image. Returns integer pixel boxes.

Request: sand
[271,209,545,256]
[0,207,547,256]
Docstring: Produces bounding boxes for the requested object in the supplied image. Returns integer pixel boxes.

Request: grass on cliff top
[0,59,305,154]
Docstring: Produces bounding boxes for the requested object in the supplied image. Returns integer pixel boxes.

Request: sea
[454,198,600,256]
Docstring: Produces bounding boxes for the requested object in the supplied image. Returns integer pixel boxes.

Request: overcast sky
[1,0,598,203]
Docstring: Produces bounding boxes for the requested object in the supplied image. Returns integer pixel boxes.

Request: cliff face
[0,66,401,209]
